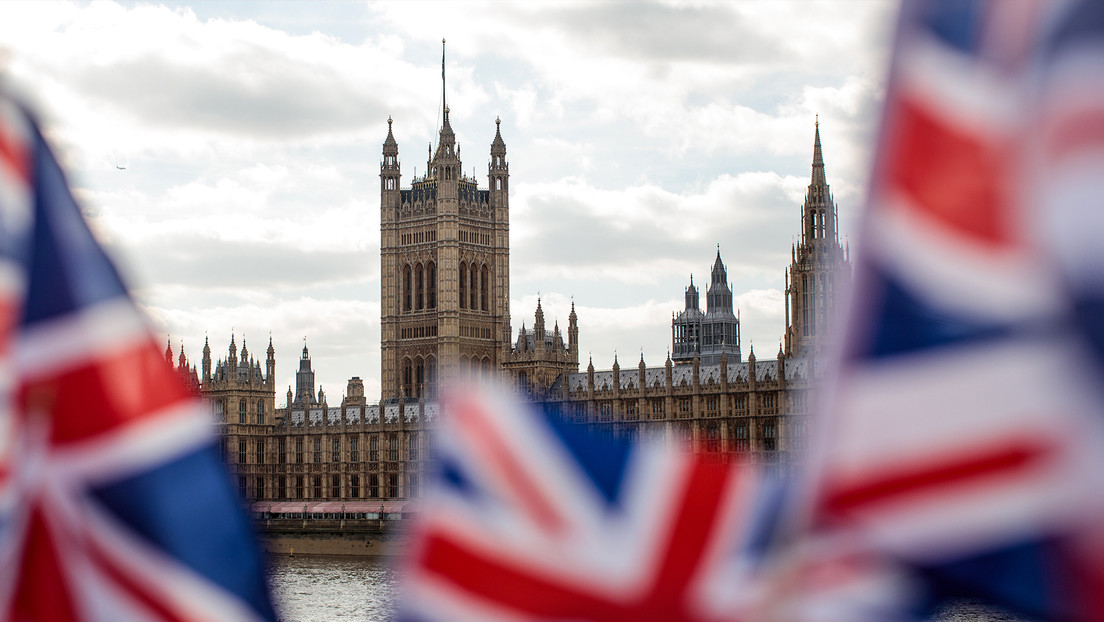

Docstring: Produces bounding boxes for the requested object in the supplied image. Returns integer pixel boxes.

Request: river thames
[268,555,1023,622]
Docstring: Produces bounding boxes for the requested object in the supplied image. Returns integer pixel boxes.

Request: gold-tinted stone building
[379,104,510,401]
[190,105,850,503]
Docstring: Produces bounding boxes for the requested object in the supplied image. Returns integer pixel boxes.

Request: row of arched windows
[230,398,266,424]
[401,356,437,399]
[459,355,494,385]
[810,208,828,239]
[459,261,491,311]
[401,261,437,312]
[400,260,491,313]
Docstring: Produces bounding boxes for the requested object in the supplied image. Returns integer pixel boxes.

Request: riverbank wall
[259,518,409,557]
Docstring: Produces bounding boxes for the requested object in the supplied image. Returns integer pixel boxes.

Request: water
[269,555,1021,622]
[269,555,401,622]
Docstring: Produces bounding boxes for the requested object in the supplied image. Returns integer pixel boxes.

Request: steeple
[228,332,238,370]
[534,297,545,351]
[266,334,276,385]
[568,299,578,357]
[802,118,837,245]
[685,275,699,311]
[202,335,211,385]
[811,115,826,187]
[711,247,726,285]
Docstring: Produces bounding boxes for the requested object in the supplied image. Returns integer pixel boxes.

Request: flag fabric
[806,1,1104,619]
[398,386,791,622]
[0,95,276,621]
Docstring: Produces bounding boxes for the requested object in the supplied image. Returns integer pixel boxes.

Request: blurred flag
[0,95,275,621]
[398,386,790,622]
[806,1,1104,620]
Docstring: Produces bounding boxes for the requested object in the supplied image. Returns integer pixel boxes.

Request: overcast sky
[0,1,897,403]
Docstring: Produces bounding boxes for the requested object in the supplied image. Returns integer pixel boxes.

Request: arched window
[402,358,413,398]
[459,262,468,310]
[496,178,502,190]
[415,263,424,311]
[470,264,478,310]
[402,265,412,312]
[426,357,438,399]
[238,399,247,423]
[481,264,490,311]
[427,262,437,309]
[255,400,264,424]
[415,357,425,399]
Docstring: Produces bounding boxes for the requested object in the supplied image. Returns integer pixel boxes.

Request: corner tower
[785,120,852,357]
[380,41,510,400]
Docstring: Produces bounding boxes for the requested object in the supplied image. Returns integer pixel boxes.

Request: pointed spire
[811,116,827,187]
[384,115,397,150]
[491,115,506,153]
[164,336,173,364]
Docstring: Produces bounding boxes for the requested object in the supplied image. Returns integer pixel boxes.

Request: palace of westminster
[167,88,852,509]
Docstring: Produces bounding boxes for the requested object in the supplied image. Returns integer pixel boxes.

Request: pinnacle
[811,118,827,187]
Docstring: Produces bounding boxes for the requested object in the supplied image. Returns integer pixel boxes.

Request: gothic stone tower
[785,121,852,358]
[380,51,509,400]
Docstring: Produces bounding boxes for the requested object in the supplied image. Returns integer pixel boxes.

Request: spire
[711,247,726,285]
[811,116,826,187]
[384,115,397,150]
[437,37,441,124]
[491,116,506,153]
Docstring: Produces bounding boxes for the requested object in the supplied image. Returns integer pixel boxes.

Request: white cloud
[0,0,891,397]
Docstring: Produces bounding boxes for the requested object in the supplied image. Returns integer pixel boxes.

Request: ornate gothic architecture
[672,250,742,365]
[785,121,852,358]
[379,103,510,401]
[183,62,850,503]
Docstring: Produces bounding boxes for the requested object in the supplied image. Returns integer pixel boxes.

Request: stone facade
[183,118,850,502]
[379,107,510,401]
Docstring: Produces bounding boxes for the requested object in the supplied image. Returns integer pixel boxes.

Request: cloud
[0,0,890,397]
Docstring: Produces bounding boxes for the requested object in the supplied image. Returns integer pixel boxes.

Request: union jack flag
[0,96,276,621]
[806,1,1104,619]
[398,386,790,622]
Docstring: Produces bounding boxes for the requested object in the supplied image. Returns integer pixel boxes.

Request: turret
[587,356,595,400]
[381,116,401,217]
[266,335,276,386]
[685,276,699,311]
[202,335,211,385]
[164,337,172,366]
[228,333,238,372]
[534,297,546,352]
[489,116,508,209]
[568,300,578,357]
[612,354,620,396]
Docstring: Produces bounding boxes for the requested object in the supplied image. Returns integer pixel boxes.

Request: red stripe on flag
[11,507,80,622]
[819,441,1050,518]
[20,338,191,446]
[451,396,566,534]
[0,116,31,186]
[417,457,733,622]
[885,95,1013,249]
[87,530,193,622]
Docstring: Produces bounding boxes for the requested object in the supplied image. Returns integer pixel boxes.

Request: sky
[0,0,897,404]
